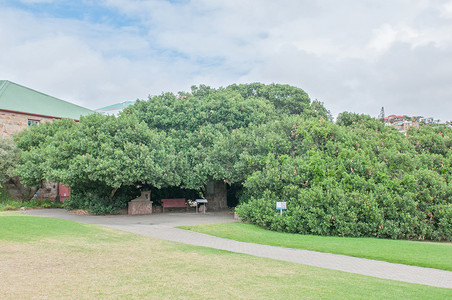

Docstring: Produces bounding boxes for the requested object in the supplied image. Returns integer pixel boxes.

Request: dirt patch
[68,209,90,215]
[68,208,129,215]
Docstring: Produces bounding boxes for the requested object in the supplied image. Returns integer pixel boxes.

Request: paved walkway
[25,209,452,289]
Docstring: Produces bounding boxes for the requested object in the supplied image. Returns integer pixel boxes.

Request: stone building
[0,80,95,199]
[0,80,94,138]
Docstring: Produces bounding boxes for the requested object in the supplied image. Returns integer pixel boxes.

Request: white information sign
[276,201,286,210]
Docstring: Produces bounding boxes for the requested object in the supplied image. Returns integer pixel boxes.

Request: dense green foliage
[12,84,452,240]
[0,138,20,192]
[14,83,327,214]
[125,83,328,189]
[235,113,452,240]
[14,115,179,214]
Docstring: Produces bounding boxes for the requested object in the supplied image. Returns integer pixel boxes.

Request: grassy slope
[179,222,452,271]
[0,192,63,211]
[0,214,450,299]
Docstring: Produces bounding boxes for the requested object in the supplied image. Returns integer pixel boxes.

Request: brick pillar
[128,190,152,215]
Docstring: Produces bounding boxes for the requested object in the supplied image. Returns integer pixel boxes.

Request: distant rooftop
[96,100,137,111]
[96,100,137,116]
[0,80,94,120]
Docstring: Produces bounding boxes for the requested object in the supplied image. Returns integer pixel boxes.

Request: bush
[236,121,452,241]
[64,184,139,215]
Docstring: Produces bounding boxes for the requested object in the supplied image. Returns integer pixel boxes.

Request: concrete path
[24,209,452,289]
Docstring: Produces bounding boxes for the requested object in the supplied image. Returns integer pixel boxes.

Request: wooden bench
[161,198,188,213]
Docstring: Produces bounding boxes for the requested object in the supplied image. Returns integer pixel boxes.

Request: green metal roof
[96,100,136,111]
[0,80,95,120]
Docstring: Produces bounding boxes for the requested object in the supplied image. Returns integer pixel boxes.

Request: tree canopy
[123,83,329,189]
[236,117,452,240]
[0,137,20,191]
[12,83,452,240]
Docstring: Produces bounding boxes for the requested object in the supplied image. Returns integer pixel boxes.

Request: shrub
[236,121,452,241]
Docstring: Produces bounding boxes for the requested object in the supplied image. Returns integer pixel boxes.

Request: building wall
[3,178,58,201]
[0,110,52,138]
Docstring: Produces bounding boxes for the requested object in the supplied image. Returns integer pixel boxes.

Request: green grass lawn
[179,222,452,271]
[0,213,450,299]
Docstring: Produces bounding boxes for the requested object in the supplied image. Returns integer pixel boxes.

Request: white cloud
[440,1,452,18]
[367,20,452,66]
[0,0,452,121]
[368,24,399,53]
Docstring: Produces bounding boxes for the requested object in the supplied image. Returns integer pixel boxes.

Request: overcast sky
[1,0,451,121]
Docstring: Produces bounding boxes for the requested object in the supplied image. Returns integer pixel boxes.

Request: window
[27,119,40,126]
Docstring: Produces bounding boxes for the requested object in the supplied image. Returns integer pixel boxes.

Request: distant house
[383,114,419,133]
[0,80,94,138]
[395,121,419,132]
[0,80,95,200]
[419,117,441,124]
[384,115,406,124]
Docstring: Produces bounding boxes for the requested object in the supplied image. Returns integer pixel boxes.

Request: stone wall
[2,180,58,201]
[205,180,227,211]
[2,179,34,200]
[38,181,59,200]
[128,200,152,215]
[0,110,53,138]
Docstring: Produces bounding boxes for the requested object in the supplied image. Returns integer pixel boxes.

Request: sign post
[276,201,287,215]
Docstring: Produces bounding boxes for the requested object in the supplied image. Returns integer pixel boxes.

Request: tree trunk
[109,187,119,203]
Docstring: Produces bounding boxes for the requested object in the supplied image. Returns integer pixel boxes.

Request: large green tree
[0,137,20,191]
[124,83,328,189]
[15,82,451,241]
[15,114,179,213]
